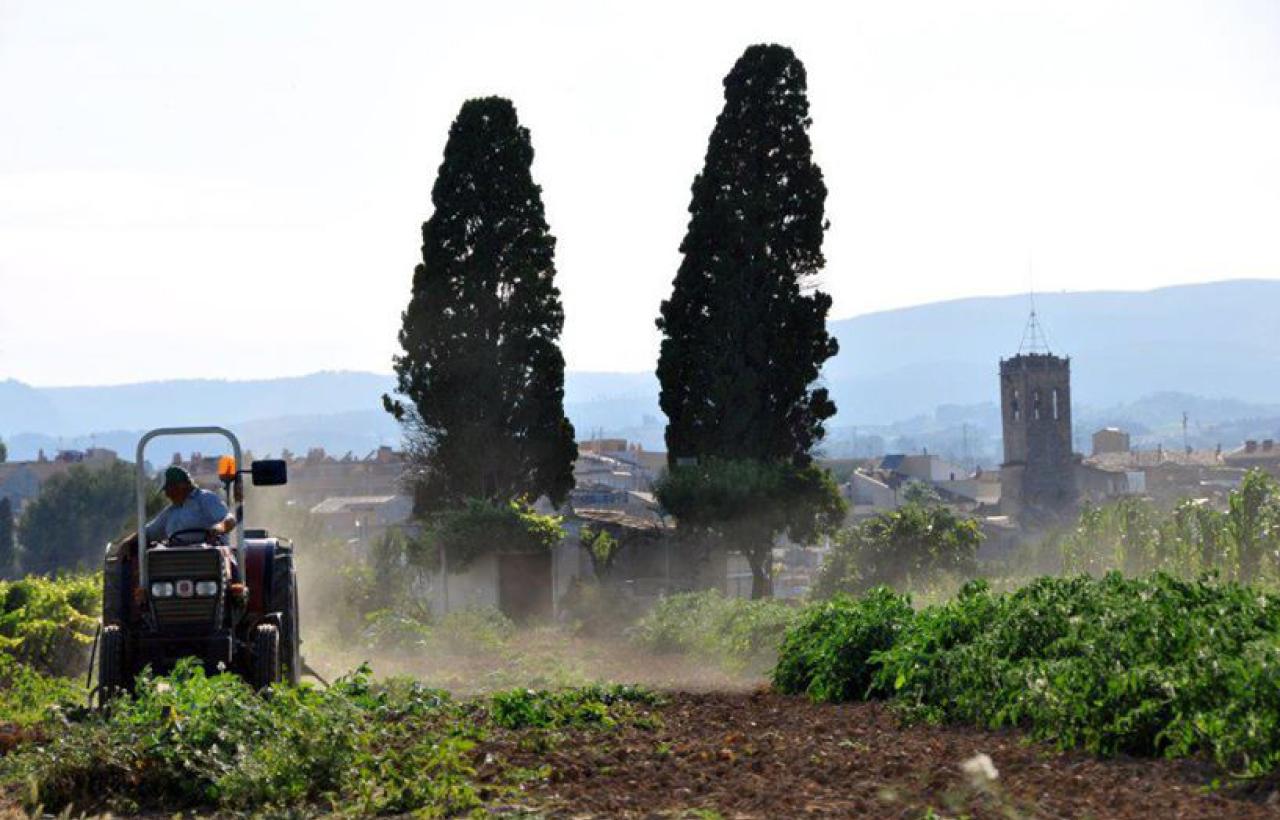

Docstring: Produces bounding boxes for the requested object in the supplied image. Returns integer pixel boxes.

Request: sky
[2,0,1278,386]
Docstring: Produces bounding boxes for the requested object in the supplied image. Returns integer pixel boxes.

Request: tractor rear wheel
[269,552,301,686]
[98,624,126,704]
[251,623,280,691]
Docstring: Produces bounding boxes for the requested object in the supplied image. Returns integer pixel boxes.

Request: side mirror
[251,459,288,486]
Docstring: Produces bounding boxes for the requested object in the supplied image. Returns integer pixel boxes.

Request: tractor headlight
[195,580,219,597]
[151,581,174,598]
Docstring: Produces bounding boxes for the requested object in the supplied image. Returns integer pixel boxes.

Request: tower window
[1012,390,1021,422]
[1052,388,1060,420]
[1033,390,1042,420]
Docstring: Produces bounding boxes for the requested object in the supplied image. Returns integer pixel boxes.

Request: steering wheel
[165,527,214,546]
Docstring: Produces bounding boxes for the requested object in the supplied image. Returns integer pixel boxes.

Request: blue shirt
[144,487,230,543]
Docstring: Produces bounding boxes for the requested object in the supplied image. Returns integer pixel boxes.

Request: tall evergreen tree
[386,97,576,510]
[657,44,838,467]
[655,45,842,598]
[0,497,14,577]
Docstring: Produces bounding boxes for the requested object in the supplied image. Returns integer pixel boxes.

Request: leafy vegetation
[0,574,99,727]
[578,525,622,581]
[811,501,982,599]
[1,659,659,816]
[0,573,98,676]
[776,572,1280,776]
[631,589,799,675]
[1058,470,1280,581]
[772,588,913,703]
[18,462,134,573]
[428,498,564,572]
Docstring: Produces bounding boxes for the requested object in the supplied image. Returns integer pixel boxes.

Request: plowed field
[481,690,1277,818]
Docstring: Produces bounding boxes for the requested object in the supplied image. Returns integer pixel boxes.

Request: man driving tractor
[117,466,237,550]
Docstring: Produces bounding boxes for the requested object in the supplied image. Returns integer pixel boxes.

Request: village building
[1224,440,1280,478]
[1092,427,1131,456]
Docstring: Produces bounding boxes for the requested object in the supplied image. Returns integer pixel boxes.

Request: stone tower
[999,312,1076,518]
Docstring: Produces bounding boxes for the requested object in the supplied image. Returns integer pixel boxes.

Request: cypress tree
[657,44,838,466]
[655,44,842,598]
[386,97,577,510]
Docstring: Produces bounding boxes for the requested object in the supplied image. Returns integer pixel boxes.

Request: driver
[147,466,238,545]
[117,466,237,550]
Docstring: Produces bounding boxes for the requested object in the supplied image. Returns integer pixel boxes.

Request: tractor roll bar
[136,427,244,593]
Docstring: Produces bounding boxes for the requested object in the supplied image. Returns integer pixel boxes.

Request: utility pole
[1183,411,1191,456]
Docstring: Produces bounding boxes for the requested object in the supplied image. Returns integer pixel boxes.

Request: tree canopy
[17,462,147,574]
[387,96,576,511]
[812,501,983,598]
[657,43,837,467]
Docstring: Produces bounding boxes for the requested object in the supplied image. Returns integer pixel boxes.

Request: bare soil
[481,689,1279,819]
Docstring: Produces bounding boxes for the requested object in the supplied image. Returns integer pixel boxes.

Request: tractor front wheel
[251,623,281,691]
[98,624,127,705]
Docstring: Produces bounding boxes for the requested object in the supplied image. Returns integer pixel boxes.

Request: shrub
[812,502,982,598]
[774,572,1280,775]
[631,589,798,674]
[0,653,84,725]
[0,573,99,676]
[771,587,913,702]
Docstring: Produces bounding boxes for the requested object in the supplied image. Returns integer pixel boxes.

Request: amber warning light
[217,456,237,481]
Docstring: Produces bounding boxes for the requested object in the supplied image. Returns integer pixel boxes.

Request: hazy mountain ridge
[2,280,1277,461]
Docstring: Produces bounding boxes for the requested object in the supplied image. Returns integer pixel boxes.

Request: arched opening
[1011,389,1021,422]
[1052,388,1060,420]
[1033,389,1042,420]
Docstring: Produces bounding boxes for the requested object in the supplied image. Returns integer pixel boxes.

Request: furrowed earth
[3,687,1274,818]
[481,690,1274,819]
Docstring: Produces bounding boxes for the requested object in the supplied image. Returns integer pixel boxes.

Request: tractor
[97,426,301,696]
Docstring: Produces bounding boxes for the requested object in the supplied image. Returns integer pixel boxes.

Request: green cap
[161,466,193,490]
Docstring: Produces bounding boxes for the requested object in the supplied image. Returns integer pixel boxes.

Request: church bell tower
[999,308,1076,517]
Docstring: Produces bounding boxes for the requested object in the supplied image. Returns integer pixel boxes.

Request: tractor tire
[98,624,127,704]
[269,552,301,686]
[102,556,129,626]
[251,623,280,691]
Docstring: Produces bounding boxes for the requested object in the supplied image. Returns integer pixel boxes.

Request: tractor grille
[147,547,224,634]
[149,548,224,580]
[153,598,220,629]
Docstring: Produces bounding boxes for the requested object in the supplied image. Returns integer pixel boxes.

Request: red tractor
[98,426,301,696]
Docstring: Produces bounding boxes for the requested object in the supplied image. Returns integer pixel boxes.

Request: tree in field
[17,462,146,574]
[654,44,841,597]
[811,501,983,599]
[0,436,8,463]
[0,497,15,577]
[386,96,576,512]
[657,43,837,465]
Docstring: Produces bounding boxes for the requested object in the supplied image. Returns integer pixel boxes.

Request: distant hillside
[824,279,1280,424]
[2,280,1277,459]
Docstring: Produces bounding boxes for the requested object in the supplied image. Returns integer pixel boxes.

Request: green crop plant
[775,572,1280,777]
